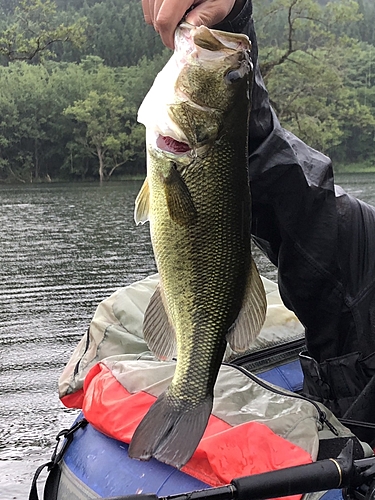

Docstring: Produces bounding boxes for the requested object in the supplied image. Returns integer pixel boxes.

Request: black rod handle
[232,459,345,500]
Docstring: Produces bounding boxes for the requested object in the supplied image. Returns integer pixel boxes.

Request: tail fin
[128,391,212,469]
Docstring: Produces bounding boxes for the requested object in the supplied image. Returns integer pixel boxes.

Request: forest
[0,0,374,183]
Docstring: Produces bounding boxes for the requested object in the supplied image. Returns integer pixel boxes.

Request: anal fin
[227,257,267,352]
[143,284,177,360]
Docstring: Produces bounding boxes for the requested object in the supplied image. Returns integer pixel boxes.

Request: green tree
[0,60,91,182]
[0,0,86,62]
[253,0,375,165]
[351,0,375,45]
[264,45,375,154]
[55,0,165,67]
[253,0,362,78]
[0,53,169,183]
[61,53,170,182]
[331,42,375,165]
[0,87,20,181]
[64,89,143,182]
[0,63,51,181]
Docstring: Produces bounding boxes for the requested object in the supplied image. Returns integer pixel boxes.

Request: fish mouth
[156,135,191,155]
[176,22,251,53]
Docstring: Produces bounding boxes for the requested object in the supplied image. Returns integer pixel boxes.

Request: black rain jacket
[217,0,375,442]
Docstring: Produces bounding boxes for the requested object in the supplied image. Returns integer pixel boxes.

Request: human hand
[142,0,239,49]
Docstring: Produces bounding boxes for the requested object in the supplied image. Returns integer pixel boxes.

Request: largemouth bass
[129,23,266,468]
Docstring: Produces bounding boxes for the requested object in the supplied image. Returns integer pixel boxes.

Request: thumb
[184,1,235,27]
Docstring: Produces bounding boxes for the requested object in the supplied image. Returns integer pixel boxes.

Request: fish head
[138,24,253,159]
[175,23,252,113]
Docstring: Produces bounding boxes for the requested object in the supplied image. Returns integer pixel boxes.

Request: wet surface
[0,181,156,499]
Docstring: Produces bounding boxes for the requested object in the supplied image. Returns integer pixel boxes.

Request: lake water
[1,172,375,499]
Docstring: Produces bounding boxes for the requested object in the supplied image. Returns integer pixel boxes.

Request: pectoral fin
[143,284,177,360]
[163,164,198,226]
[134,178,150,225]
[227,258,267,352]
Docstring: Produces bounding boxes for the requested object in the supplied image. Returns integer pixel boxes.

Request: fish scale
[130,23,267,468]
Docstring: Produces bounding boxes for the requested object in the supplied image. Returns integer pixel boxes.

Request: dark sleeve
[216,1,375,364]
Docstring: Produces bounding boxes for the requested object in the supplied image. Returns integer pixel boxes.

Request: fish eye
[225,69,242,84]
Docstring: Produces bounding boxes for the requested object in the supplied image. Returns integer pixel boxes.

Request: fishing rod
[115,440,375,500]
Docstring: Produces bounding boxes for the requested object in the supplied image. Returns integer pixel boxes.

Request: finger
[155,0,195,49]
[152,0,164,29]
[142,0,153,25]
[185,0,236,27]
